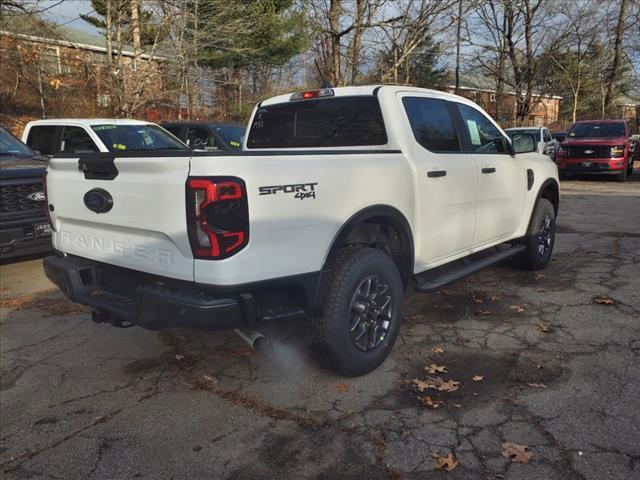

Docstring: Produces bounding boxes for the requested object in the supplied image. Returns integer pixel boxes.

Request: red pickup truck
[557,119,639,182]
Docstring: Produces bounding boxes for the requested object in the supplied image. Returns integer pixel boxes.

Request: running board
[414,244,526,293]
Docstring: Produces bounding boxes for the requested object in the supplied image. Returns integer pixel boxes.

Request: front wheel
[616,165,628,182]
[514,198,556,271]
[310,248,404,377]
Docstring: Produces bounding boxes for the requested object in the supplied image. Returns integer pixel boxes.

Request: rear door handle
[427,170,447,178]
[481,167,496,174]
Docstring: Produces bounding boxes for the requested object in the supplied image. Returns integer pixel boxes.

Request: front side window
[543,130,552,142]
[26,126,59,155]
[247,96,387,148]
[457,104,507,153]
[91,124,188,152]
[62,126,99,153]
[402,97,460,152]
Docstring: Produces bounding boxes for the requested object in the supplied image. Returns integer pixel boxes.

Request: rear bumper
[43,254,252,331]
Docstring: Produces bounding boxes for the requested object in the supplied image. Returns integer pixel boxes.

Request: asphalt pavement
[1,173,639,480]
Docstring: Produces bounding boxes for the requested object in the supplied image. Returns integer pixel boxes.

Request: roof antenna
[314,59,333,89]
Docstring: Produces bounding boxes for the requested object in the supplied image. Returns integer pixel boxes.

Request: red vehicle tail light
[42,171,56,232]
[186,177,249,259]
[290,88,334,101]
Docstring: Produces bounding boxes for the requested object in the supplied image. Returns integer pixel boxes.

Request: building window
[40,46,61,74]
[97,94,111,107]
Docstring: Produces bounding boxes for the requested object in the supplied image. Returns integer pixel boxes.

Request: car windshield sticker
[93,125,117,131]
[112,143,126,150]
[467,120,481,145]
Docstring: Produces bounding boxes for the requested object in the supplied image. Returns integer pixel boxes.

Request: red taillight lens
[42,171,56,232]
[186,177,248,259]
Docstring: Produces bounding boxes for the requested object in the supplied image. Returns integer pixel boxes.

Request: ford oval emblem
[28,191,45,202]
[84,188,113,213]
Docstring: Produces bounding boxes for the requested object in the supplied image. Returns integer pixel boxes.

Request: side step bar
[414,244,526,293]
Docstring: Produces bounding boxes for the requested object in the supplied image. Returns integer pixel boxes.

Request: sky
[38,0,100,34]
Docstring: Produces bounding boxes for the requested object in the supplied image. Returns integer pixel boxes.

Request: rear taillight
[186,177,249,259]
[43,171,56,232]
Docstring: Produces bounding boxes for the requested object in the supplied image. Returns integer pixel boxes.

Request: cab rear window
[247,96,387,148]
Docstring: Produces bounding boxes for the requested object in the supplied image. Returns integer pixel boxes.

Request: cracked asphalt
[1,173,639,480]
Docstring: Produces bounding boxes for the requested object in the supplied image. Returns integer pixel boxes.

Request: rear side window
[62,126,99,153]
[26,126,59,155]
[402,97,460,152]
[247,96,387,148]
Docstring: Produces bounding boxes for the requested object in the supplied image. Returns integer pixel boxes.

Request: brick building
[443,76,562,129]
[0,22,167,135]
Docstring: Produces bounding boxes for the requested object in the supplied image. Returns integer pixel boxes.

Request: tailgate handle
[78,155,118,180]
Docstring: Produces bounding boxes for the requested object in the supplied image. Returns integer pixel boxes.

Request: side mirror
[512,133,537,154]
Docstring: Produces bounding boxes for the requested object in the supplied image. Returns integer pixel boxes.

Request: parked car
[162,122,245,150]
[0,126,51,259]
[22,119,188,155]
[551,132,566,162]
[505,126,556,158]
[557,119,638,182]
[42,85,559,376]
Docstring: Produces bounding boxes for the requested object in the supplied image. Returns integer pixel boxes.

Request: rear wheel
[515,198,556,271]
[310,248,404,377]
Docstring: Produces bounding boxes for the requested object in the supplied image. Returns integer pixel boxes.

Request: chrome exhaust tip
[234,329,268,352]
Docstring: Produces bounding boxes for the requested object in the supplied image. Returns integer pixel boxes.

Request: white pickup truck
[43,85,559,376]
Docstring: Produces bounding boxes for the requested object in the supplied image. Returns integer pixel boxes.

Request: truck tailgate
[47,153,194,281]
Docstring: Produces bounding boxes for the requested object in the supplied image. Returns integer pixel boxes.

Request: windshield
[0,127,34,158]
[568,123,625,139]
[507,129,540,142]
[213,125,245,149]
[91,124,188,152]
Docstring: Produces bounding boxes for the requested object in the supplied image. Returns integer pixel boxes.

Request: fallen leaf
[535,287,547,292]
[472,294,484,304]
[536,323,552,333]
[501,442,533,463]
[472,375,484,382]
[527,383,546,388]
[438,289,449,296]
[476,309,492,316]
[404,314,425,321]
[193,374,218,391]
[593,297,614,305]
[489,295,499,302]
[510,305,525,313]
[419,395,444,409]
[453,403,463,408]
[175,354,184,361]
[335,384,349,393]
[425,363,448,374]
[535,273,546,280]
[467,278,476,283]
[430,451,459,471]
[431,346,444,354]
[413,376,460,393]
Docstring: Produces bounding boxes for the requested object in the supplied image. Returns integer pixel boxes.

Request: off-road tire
[514,198,556,271]
[626,158,634,176]
[310,247,404,377]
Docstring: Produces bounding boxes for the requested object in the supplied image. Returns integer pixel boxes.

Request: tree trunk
[130,0,142,70]
[328,0,341,86]
[603,0,627,113]
[349,0,365,84]
[454,0,462,93]
[105,0,112,65]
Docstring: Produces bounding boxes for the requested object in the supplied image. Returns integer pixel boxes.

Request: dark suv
[0,127,51,259]
[162,122,245,151]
